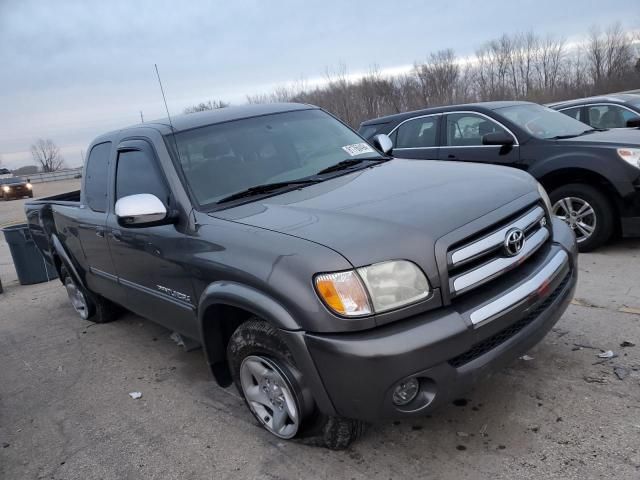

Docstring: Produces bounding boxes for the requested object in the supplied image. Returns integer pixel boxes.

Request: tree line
[188,22,640,128]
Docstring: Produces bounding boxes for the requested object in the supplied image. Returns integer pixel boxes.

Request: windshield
[496,104,592,139]
[0,177,26,185]
[170,109,382,206]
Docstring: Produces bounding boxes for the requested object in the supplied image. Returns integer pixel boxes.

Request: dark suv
[0,176,33,200]
[360,101,640,251]
[27,103,576,449]
[548,94,640,129]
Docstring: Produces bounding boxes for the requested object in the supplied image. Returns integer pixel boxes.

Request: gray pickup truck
[26,103,577,449]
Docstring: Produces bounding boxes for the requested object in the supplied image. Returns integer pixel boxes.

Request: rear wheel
[227,319,365,449]
[549,183,614,252]
[60,266,121,323]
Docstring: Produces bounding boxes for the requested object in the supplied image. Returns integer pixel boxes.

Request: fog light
[392,378,419,406]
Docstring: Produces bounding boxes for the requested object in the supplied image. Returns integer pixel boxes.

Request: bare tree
[183,99,229,114]
[414,49,461,107]
[31,139,64,172]
[586,23,635,89]
[188,21,639,129]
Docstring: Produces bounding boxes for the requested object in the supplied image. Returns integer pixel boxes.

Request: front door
[76,141,125,304]
[438,112,520,166]
[107,140,198,338]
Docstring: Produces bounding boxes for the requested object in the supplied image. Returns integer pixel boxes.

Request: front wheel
[549,183,614,252]
[227,319,365,449]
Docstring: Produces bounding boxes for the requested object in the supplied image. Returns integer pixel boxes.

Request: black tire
[227,319,365,450]
[60,266,121,323]
[549,183,614,252]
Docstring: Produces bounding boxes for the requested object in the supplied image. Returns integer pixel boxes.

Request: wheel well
[539,168,621,232]
[201,304,254,387]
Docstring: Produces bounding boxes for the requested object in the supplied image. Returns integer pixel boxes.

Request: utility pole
[140,111,144,123]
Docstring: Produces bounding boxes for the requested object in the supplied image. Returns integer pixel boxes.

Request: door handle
[109,229,122,242]
[95,226,105,238]
[447,154,457,160]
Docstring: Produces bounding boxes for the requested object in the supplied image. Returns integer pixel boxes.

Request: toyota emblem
[503,228,525,257]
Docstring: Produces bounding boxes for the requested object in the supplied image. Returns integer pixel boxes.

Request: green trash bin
[2,223,58,285]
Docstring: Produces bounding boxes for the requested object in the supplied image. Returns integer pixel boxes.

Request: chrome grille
[448,204,549,298]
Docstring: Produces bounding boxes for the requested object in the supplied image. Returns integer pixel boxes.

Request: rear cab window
[84,142,112,212]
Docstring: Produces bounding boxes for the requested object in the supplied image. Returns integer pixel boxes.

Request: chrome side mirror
[372,134,393,154]
[115,193,168,226]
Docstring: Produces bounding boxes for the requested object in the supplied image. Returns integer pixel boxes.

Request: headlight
[26,183,33,190]
[315,260,430,317]
[2,186,10,193]
[537,183,552,213]
[617,148,640,168]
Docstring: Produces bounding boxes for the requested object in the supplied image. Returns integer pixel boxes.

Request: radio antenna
[155,64,175,130]
[154,64,183,165]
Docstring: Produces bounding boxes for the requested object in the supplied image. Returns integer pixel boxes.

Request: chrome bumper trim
[469,249,569,327]
[452,226,549,293]
[451,206,545,266]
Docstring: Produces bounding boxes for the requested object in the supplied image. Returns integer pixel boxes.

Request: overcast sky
[0,0,637,169]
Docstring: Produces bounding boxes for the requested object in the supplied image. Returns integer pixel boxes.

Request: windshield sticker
[341,143,375,156]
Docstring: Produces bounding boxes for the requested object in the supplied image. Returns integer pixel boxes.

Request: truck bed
[27,189,81,205]
[24,190,82,270]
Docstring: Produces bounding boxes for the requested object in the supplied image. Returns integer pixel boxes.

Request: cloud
[0,0,637,168]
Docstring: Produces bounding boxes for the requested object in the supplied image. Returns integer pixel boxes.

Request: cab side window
[587,105,634,129]
[85,142,112,212]
[115,149,169,206]
[445,113,510,146]
[395,116,438,149]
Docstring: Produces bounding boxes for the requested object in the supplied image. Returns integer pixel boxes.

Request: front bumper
[301,219,577,421]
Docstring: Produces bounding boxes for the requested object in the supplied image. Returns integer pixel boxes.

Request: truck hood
[211,159,538,270]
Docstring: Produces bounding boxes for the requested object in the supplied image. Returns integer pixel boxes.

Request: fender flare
[197,281,300,384]
[197,281,300,332]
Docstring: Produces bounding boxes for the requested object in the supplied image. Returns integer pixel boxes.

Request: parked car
[0,176,33,200]
[359,101,640,251]
[548,94,640,129]
[26,103,576,449]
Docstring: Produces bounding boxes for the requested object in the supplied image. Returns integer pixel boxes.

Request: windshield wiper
[315,157,386,175]
[551,129,600,140]
[217,179,319,204]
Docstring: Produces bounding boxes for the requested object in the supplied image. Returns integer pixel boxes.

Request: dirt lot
[1,181,639,479]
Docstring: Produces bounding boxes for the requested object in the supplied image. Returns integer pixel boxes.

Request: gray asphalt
[1,182,639,479]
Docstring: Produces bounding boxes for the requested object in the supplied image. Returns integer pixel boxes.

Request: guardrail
[25,168,83,184]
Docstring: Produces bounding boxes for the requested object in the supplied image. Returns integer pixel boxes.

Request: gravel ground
[0,181,639,479]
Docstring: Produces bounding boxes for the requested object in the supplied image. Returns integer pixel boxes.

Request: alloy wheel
[552,196,596,243]
[239,355,300,439]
